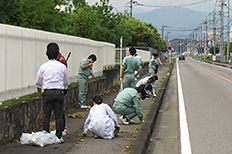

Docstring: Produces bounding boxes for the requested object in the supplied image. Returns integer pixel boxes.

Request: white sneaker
[119,116,129,125]
[81,105,88,109]
[153,93,157,97]
[55,137,64,143]
[62,131,66,136]
[129,119,135,124]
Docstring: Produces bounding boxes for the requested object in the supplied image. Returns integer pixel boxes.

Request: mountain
[134,7,208,39]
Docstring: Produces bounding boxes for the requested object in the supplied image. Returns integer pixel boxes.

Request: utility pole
[195,28,198,54]
[220,0,225,56]
[166,32,171,42]
[213,11,216,55]
[161,25,167,40]
[203,20,206,54]
[200,25,203,54]
[192,31,195,54]
[130,0,132,18]
[227,0,230,61]
[205,20,208,50]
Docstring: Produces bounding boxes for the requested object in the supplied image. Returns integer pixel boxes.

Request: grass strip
[0,92,42,108]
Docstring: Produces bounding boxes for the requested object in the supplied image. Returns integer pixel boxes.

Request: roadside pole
[120,36,123,90]
[120,36,123,67]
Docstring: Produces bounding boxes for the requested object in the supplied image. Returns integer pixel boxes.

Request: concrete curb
[130,62,174,154]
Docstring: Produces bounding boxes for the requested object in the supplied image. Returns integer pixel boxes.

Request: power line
[134,0,212,8]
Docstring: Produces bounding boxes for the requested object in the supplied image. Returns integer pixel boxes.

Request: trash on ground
[20,130,63,147]
[67,112,85,119]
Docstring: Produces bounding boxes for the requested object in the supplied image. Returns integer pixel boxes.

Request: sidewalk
[0,63,171,154]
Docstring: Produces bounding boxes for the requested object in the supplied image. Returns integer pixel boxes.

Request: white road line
[177,59,192,154]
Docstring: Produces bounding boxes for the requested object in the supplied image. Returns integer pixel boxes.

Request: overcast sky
[85,0,218,13]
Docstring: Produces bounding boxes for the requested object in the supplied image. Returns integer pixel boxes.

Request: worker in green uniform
[120,47,142,89]
[78,54,97,109]
[149,53,159,96]
[113,84,152,125]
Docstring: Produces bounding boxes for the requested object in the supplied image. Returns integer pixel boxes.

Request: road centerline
[196,64,232,84]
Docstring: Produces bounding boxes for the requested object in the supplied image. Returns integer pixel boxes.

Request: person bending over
[112,85,152,125]
[77,54,97,109]
[135,75,158,97]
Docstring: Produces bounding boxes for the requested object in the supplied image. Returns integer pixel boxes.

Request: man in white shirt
[135,75,158,97]
[35,42,69,143]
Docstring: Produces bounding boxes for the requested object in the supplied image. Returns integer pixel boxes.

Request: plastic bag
[20,130,60,147]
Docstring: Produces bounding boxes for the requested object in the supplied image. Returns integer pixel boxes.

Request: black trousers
[155,65,159,74]
[42,89,64,138]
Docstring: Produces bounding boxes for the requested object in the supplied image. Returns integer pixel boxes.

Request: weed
[0,92,42,108]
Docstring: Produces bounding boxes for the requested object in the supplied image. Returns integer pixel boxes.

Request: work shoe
[129,119,135,124]
[81,105,88,109]
[94,135,103,139]
[119,116,129,125]
[55,137,64,143]
[114,125,120,137]
[62,131,66,136]
[94,135,99,139]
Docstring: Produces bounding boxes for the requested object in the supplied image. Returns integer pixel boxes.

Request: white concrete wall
[0,24,115,102]
[115,48,151,65]
[136,49,151,63]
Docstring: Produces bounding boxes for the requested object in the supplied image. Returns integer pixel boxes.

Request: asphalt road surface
[180,57,232,154]
[148,57,232,154]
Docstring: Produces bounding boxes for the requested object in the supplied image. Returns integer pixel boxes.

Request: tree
[0,0,167,50]
[209,46,220,55]
[131,25,155,47]
[0,0,22,25]
[223,42,232,56]
[70,5,99,39]
[0,0,67,31]
[72,0,87,9]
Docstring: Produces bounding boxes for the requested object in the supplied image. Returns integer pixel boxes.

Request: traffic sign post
[167,42,172,64]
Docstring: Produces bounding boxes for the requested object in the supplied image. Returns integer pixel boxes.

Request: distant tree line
[0,0,167,50]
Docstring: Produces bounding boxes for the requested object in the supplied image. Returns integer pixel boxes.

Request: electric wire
[134,0,212,8]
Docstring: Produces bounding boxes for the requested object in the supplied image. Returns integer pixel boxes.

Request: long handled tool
[91,66,95,96]
[66,52,71,62]
[36,107,43,121]
[118,36,123,95]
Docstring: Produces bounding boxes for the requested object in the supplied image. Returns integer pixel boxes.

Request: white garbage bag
[20,130,61,147]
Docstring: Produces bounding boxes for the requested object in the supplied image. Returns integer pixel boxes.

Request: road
[147,57,232,154]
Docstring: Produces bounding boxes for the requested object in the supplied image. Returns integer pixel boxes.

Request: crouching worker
[83,95,120,139]
[112,85,152,125]
[135,75,158,97]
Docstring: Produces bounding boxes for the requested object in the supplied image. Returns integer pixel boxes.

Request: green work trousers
[123,73,135,89]
[113,103,137,121]
[77,74,88,106]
